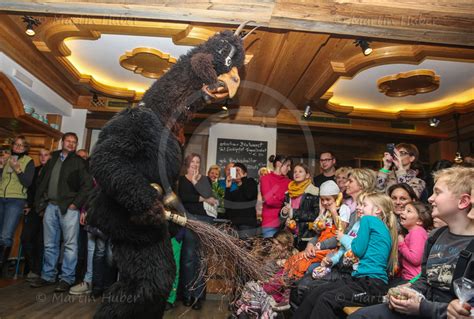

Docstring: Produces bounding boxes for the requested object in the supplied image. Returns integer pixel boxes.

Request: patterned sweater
[376,168,426,198]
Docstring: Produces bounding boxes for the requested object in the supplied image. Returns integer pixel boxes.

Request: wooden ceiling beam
[0,0,473,47]
[253,32,330,116]
[236,30,287,109]
[271,0,474,46]
[287,37,347,109]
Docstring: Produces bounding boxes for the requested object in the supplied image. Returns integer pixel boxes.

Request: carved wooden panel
[119,47,177,79]
[377,69,440,97]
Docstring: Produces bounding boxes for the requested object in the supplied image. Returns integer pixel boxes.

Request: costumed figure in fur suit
[89,21,257,318]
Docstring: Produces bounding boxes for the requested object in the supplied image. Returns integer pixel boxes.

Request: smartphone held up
[386,143,395,158]
[230,167,237,179]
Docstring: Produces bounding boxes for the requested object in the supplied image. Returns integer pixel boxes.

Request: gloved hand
[130,200,166,225]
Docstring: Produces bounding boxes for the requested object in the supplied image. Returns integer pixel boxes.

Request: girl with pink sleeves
[398,202,433,280]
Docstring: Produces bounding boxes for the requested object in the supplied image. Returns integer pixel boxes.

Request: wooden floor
[0,279,230,319]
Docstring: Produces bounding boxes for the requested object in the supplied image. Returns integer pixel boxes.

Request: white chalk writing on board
[216,138,268,178]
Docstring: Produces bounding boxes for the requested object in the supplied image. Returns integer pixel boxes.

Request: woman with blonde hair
[0,136,35,274]
[334,166,351,196]
[207,164,221,183]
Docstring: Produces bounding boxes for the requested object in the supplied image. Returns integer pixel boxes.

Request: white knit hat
[320,180,340,196]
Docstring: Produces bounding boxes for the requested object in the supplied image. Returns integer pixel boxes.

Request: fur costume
[89,23,253,318]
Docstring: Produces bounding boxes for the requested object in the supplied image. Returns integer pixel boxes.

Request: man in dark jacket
[31,132,93,292]
[224,162,258,239]
[21,148,50,282]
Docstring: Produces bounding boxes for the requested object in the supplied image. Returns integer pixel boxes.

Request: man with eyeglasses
[313,152,337,188]
[30,132,93,293]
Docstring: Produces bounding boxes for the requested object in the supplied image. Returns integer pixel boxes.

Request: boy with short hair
[350,166,474,319]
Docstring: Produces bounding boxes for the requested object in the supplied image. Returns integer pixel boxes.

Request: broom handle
[164,210,188,227]
[150,183,188,227]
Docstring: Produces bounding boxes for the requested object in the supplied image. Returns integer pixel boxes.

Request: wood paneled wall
[277,130,431,175]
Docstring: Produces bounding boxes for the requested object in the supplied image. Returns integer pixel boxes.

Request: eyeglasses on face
[398,151,411,157]
[320,158,333,162]
[13,143,25,148]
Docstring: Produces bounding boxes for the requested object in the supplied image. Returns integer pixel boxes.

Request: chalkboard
[216,138,268,178]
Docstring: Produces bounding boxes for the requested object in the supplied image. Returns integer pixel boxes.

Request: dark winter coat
[224,176,258,226]
[282,184,320,223]
[35,151,93,214]
[280,184,320,246]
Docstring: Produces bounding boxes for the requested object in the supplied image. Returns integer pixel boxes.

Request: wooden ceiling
[0,1,473,142]
[1,0,473,46]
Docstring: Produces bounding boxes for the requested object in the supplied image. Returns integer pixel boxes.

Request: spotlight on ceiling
[354,39,372,56]
[429,117,440,127]
[22,16,41,37]
[303,105,312,119]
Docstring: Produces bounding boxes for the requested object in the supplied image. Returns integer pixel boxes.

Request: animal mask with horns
[139,20,258,140]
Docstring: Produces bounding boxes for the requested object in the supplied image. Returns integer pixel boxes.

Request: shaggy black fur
[89,29,246,318]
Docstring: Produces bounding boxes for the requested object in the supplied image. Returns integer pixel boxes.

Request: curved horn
[241,26,259,40]
[234,20,256,36]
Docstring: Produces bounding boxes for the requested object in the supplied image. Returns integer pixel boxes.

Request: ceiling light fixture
[429,117,440,127]
[22,16,41,36]
[354,39,372,56]
[303,105,312,119]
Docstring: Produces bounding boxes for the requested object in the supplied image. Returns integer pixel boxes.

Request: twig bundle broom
[163,210,276,302]
[152,182,278,301]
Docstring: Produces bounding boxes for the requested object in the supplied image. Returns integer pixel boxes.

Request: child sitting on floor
[283,180,351,279]
[312,193,367,279]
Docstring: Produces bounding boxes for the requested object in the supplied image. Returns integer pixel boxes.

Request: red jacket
[260,172,290,228]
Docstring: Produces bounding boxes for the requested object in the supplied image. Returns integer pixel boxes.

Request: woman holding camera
[0,136,35,275]
[224,162,258,239]
[376,143,426,199]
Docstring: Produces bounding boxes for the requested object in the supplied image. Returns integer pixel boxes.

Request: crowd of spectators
[0,137,473,319]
